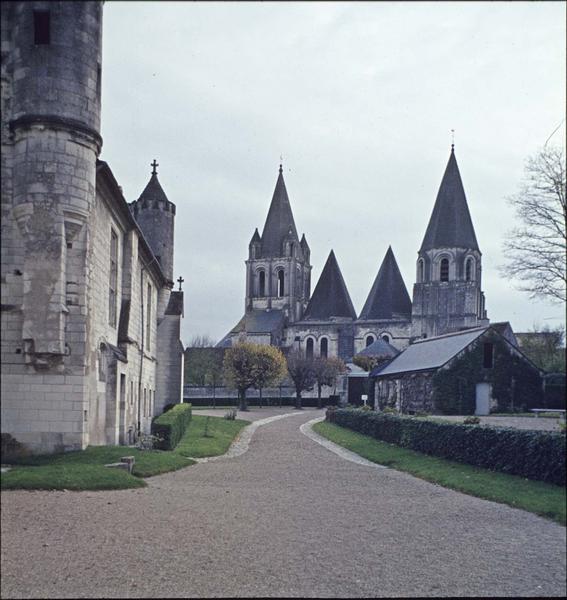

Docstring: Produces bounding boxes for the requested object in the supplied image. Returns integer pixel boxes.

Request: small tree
[312,357,347,408]
[252,345,287,407]
[286,351,316,409]
[519,325,566,373]
[223,342,257,411]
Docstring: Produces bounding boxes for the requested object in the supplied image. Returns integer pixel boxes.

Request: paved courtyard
[1,409,565,598]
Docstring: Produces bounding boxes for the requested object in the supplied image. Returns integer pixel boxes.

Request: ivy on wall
[432,333,542,415]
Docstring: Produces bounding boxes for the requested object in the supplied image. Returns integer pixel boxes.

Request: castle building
[1,1,184,453]
[220,147,489,357]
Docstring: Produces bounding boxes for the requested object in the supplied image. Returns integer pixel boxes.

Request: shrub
[361,405,372,412]
[1,433,30,463]
[463,416,481,425]
[327,409,566,485]
[151,404,192,450]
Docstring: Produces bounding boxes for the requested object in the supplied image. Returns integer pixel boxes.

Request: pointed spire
[359,246,412,320]
[420,148,479,251]
[249,227,261,245]
[300,233,310,251]
[259,165,299,257]
[303,250,357,320]
[137,162,170,206]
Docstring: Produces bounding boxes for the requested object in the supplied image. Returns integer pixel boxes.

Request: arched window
[258,270,266,296]
[306,338,314,359]
[440,258,449,282]
[277,270,285,297]
[366,335,375,347]
[320,337,328,358]
[465,257,474,282]
[418,258,425,283]
[382,334,390,344]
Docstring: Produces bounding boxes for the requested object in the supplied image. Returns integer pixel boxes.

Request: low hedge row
[151,403,193,450]
[326,408,566,486]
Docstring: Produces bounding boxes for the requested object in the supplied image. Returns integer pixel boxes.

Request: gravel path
[1,410,565,598]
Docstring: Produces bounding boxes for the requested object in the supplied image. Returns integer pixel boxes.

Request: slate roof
[249,228,261,245]
[231,309,285,334]
[359,246,412,320]
[302,250,357,320]
[165,291,184,316]
[137,173,171,207]
[371,326,488,377]
[260,166,299,257]
[420,148,480,252]
[357,338,400,359]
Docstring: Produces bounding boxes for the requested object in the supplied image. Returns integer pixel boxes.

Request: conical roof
[260,166,299,257]
[249,228,261,245]
[303,250,357,320]
[359,246,412,320]
[420,148,479,251]
[137,173,170,206]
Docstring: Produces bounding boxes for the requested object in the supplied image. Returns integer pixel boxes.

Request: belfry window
[320,338,328,359]
[440,258,449,282]
[33,11,50,45]
[465,257,474,281]
[382,334,390,344]
[306,338,314,359]
[258,270,266,297]
[366,335,375,347]
[277,270,285,297]
[418,259,425,283]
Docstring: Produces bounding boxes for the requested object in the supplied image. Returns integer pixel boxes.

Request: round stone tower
[5,1,103,365]
[130,161,176,286]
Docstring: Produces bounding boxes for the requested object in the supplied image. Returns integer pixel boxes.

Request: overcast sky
[99,1,566,345]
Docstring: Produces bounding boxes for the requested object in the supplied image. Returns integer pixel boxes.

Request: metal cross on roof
[151,159,159,175]
[177,276,184,291]
[451,129,455,150]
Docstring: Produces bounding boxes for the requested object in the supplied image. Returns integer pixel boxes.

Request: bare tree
[501,145,566,302]
[286,351,316,409]
[188,334,216,347]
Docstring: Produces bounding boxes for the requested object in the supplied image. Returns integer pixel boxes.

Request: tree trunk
[259,387,263,408]
[317,383,322,409]
[295,389,302,409]
[239,389,248,411]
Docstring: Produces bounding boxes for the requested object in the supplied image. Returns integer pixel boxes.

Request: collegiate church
[219,148,489,358]
[1,2,184,453]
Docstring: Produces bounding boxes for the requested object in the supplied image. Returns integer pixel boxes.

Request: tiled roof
[359,246,412,320]
[303,250,357,320]
[420,148,480,251]
[357,338,400,359]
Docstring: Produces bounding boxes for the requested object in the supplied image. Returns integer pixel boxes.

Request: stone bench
[104,456,135,474]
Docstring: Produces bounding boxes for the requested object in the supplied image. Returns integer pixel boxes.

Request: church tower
[245,164,311,323]
[411,146,488,339]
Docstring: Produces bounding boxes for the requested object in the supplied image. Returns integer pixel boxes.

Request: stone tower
[129,160,176,286]
[411,147,488,338]
[1,1,103,369]
[245,164,311,323]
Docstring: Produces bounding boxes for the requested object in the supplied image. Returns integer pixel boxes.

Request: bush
[327,409,566,485]
[463,416,481,425]
[151,404,193,450]
[1,433,30,463]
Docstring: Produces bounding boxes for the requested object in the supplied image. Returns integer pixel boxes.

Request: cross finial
[279,154,283,173]
[451,129,455,151]
[177,276,184,291]
[151,159,159,175]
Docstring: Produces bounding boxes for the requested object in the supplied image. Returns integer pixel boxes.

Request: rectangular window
[483,342,494,369]
[109,229,118,327]
[96,63,102,100]
[146,283,152,350]
[33,11,50,45]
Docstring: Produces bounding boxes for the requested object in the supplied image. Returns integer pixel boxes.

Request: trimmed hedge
[327,408,566,486]
[151,403,192,450]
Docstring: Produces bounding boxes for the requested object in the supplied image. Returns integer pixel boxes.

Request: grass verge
[313,420,566,525]
[1,415,249,491]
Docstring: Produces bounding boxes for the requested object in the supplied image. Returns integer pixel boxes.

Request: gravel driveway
[1,409,565,598]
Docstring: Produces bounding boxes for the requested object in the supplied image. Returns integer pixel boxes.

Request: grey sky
[99,1,566,344]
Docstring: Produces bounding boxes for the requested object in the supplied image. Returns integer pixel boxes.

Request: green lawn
[174,414,249,458]
[313,420,566,525]
[1,414,249,491]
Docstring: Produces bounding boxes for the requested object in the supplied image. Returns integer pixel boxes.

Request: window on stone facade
[465,257,474,281]
[109,229,118,327]
[277,270,285,297]
[146,283,152,351]
[418,259,425,283]
[96,63,102,100]
[382,334,390,344]
[258,270,266,297]
[483,342,494,369]
[130,380,134,405]
[33,11,50,45]
[440,258,449,282]
[366,335,375,347]
[143,388,147,417]
[320,337,328,359]
[98,344,107,382]
[306,338,314,359]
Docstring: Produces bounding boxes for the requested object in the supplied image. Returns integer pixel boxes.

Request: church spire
[420,148,479,252]
[303,250,357,320]
[259,165,299,257]
[359,246,412,320]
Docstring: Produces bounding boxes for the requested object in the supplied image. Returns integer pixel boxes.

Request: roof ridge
[412,326,488,344]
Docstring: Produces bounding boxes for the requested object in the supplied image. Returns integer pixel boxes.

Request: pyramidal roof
[303,250,357,320]
[359,246,412,320]
[260,165,299,257]
[420,147,479,252]
[137,172,171,206]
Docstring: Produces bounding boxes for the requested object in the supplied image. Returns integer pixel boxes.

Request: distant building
[1,1,184,453]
